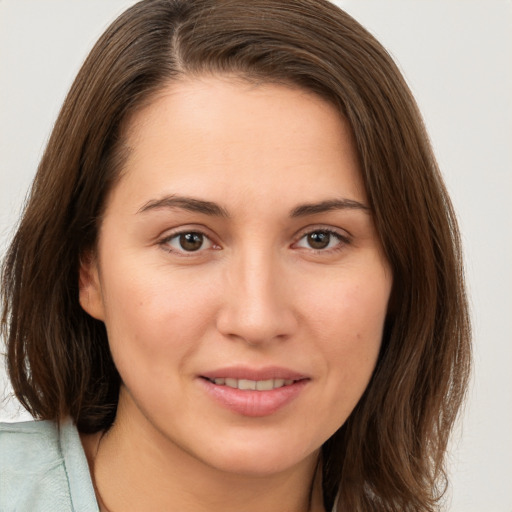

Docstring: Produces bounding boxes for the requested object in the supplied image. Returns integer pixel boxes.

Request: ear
[79,251,105,321]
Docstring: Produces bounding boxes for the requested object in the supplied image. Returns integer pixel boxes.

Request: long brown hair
[1,1,471,510]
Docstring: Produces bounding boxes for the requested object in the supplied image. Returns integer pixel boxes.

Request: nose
[216,249,298,346]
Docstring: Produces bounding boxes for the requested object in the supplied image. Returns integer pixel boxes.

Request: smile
[205,377,296,391]
[199,369,309,417]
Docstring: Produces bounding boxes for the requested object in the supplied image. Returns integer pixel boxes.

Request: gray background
[1,1,511,510]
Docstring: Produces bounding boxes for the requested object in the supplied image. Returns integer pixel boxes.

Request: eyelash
[160,230,218,256]
[159,227,351,256]
[293,228,351,253]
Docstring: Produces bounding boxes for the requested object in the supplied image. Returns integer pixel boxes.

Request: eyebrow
[137,194,370,218]
[290,198,370,217]
[137,195,230,217]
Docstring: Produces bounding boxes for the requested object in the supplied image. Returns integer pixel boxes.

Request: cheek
[307,270,390,345]
[100,262,220,374]
[303,263,391,395]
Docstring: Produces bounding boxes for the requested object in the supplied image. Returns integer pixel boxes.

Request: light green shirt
[0,418,99,511]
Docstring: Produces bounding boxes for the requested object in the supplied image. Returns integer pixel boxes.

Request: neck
[81,398,325,512]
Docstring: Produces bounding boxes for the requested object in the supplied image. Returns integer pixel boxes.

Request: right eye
[162,231,214,253]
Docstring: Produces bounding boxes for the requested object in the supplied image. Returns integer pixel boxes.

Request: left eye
[164,232,213,253]
[295,230,345,250]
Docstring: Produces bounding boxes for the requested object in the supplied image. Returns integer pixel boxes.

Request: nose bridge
[216,243,296,344]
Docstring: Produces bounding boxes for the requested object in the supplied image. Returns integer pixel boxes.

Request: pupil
[179,233,203,251]
[308,231,330,249]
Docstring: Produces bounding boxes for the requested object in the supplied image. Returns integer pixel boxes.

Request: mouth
[202,377,298,391]
[198,368,309,417]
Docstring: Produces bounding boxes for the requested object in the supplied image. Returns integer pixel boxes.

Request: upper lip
[200,366,309,381]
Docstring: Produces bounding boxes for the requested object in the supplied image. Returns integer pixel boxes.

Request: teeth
[212,378,295,391]
[256,379,274,391]
[238,379,256,390]
[225,378,237,388]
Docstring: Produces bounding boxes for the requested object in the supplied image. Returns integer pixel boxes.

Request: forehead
[111,77,366,214]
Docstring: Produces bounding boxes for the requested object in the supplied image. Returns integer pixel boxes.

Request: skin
[79,77,392,512]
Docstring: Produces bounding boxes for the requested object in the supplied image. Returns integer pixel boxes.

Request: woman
[0,0,471,511]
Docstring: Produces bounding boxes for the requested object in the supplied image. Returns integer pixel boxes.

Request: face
[80,77,392,477]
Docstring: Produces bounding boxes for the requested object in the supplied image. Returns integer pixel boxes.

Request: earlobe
[78,251,105,321]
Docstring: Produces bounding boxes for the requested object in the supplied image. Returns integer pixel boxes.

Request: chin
[200,438,320,477]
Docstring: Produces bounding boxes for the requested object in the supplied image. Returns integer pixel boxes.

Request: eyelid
[159,225,221,255]
[291,225,352,251]
[157,224,351,255]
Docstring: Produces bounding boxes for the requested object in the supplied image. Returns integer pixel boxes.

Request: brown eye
[307,231,331,249]
[294,229,347,252]
[179,232,204,251]
[164,231,213,253]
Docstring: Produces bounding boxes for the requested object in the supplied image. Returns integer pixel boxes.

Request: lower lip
[199,378,308,417]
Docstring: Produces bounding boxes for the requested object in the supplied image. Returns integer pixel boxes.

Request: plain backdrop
[1,1,511,511]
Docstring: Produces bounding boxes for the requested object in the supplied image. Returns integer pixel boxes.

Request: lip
[200,366,308,381]
[198,366,309,417]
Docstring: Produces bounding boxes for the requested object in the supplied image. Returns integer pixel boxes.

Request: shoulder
[0,419,98,511]
[0,420,72,511]
[0,418,61,459]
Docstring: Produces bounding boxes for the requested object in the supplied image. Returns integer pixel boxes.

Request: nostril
[216,303,298,346]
